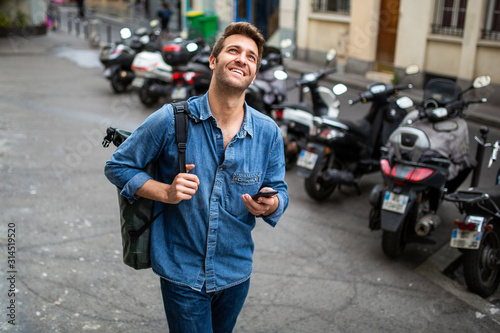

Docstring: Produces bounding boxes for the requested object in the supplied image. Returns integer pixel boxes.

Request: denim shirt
[104,94,288,292]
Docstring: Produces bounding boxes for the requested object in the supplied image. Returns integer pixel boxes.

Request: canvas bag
[102,101,189,269]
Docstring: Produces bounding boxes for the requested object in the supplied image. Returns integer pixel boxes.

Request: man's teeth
[232,69,243,75]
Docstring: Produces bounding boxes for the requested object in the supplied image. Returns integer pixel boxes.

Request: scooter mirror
[120,28,132,39]
[332,83,347,96]
[326,49,337,62]
[396,96,414,109]
[274,70,288,81]
[280,39,293,49]
[405,64,420,75]
[473,75,491,89]
[186,42,199,53]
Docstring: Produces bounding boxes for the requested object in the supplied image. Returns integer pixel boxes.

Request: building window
[483,0,500,41]
[432,0,467,37]
[312,0,350,14]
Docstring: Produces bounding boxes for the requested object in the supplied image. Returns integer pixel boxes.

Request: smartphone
[251,190,278,201]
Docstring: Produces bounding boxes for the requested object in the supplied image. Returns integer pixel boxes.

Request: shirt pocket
[225,172,262,218]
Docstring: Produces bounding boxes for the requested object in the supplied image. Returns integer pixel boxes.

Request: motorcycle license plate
[172,87,187,100]
[296,150,318,170]
[450,216,484,249]
[132,77,144,88]
[279,124,288,139]
[382,191,409,214]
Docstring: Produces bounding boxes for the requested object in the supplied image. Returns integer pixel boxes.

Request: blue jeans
[160,278,250,333]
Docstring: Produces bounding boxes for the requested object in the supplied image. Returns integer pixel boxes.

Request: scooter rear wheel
[382,201,419,258]
[304,157,337,201]
[463,224,500,297]
[139,81,159,107]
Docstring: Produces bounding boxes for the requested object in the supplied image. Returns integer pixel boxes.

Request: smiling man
[104,22,289,332]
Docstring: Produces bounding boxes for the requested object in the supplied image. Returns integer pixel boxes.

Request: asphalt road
[0,26,500,333]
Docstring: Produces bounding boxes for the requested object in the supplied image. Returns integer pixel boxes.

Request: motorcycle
[444,123,500,297]
[245,45,288,116]
[99,21,161,93]
[271,49,346,169]
[131,37,205,106]
[296,65,419,201]
[369,75,491,259]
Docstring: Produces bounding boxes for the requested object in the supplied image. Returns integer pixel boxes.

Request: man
[104,22,288,332]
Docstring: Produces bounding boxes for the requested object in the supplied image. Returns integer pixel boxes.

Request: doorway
[375,0,400,73]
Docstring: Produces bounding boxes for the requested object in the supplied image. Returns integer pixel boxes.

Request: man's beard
[213,60,253,96]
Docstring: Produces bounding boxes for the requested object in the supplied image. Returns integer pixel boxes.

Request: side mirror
[326,49,337,62]
[473,75,491,89]
[280,38,293,49]
[405,64,419,75]
[273,70,288,81]
[120,28,132,39]
[332,83,347,96]
[396,96,414,109]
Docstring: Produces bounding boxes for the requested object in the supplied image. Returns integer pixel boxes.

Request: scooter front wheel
[304,157,336,201]
[463,225,500,297]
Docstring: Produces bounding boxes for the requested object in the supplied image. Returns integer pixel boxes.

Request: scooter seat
[338,118,371,139]
[279,102,313,114]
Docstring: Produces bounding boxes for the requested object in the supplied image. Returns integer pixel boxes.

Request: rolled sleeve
[120,171,153,203]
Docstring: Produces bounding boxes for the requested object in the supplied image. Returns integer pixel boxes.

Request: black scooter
[369,75,490,259]
[296,65,419,201]
[99,21,161,93]
[444,119,500,297]
[245,45,288,116]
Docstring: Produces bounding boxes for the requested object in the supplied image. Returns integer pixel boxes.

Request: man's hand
[166,164,199,203]
[136,164,199,204]
[242,187,279,217]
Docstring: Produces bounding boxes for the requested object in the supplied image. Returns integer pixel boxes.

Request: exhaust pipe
[326,169,355,186]
[415,213,441,236]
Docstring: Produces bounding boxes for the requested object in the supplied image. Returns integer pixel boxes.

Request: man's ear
[209,54,216,70]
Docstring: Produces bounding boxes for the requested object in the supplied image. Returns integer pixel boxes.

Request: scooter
[169,48,212,101]
[369,75,491,259]
[444,123,500,297]
[245,45,288,116]
[99,21,161,93]
[131,37,204,106]
[271,49,346,169]
[296,65,419,201]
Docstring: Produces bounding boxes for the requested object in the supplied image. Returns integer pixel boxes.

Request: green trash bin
[187,11,218,44]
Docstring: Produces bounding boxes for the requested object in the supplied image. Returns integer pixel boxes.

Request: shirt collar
[194,93,254,138]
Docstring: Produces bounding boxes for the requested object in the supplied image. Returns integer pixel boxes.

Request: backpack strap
[128,101,190,242]
[173,101,189,173]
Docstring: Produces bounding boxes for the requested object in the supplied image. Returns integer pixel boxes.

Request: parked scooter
[444,125,500,297]
[168,47,212,101]
[369,75,491,259]
[131,37,205,106]
[99,20,161,93]
[271,49,346,169]
[296,65,419,200]
[245,45,288,116]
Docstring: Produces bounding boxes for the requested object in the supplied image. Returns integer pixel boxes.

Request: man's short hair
[211,22,265,71]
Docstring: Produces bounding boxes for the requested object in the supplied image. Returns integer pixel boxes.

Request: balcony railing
[431,24,464,37]
[482,29,500,41]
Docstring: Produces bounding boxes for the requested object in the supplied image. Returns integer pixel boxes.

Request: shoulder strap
[173,101,189,173]
[128,101,189,243]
